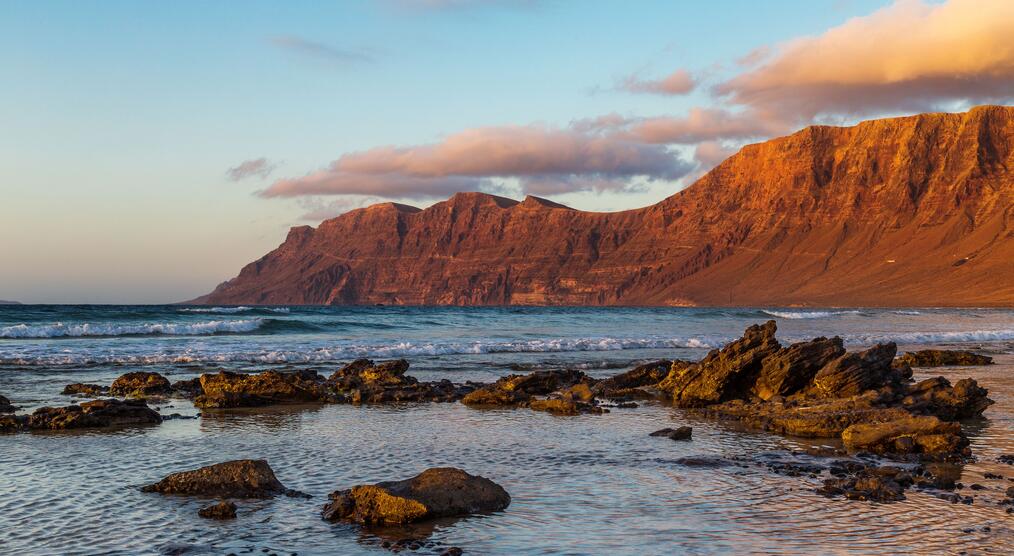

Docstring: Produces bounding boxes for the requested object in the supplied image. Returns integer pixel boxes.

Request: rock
[25,399,162,430]
[328,359,468,403]
[109,372,172,398]
[897,350,993,367]
[142,459,299,498]
[563,383,594,403]
[440,548,464,556]
[754,337,845,400]
[810,343,899,398]
[61,383,110,397]
[198,501,237,520]
[321,467,510,526]
[841,416,970,459]
[998,454,1014,465]
[660,321,781,406]
[650,426,692,441]
[592,360,672,398]
[194,369,333,408]
[171,378,204,399]
[462,369,590,407]
[817,471,908,503]
[0,394,16,413]
[528,398,605,416]
[898,377,993,420]
[0,414,25,433]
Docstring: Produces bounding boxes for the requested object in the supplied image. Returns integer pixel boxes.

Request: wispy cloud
[227,158,277,181]
[269,36,376,65]
[618,69,696,96]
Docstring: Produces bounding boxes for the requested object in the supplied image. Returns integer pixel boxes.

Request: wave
[844,329,1014,346]
[179,306,290,314]
[0,319,267,339]
[763,310,864,319]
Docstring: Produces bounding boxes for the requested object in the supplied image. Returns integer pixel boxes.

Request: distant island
[0,300,20,305]
[193,106,1014,308]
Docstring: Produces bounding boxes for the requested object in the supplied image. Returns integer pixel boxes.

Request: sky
[2,0,1012,303]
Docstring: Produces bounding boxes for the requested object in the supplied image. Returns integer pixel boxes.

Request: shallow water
[1,307,1013,555]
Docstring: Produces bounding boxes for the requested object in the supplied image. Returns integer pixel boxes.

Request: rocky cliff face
[194,106,1014,306]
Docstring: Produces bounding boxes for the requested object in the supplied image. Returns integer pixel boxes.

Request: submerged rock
[198,500,237,520]
[897,350,993,367]
[0,394,16,413]
[61,383,110,397]
[841,416,969,460]
[817,468,911,503]
[109,372,172,398]
[194,369,333,408]
[25,399,161,430]
[754,337,844,401]
[650,426,692,441]
[321,467,510,526]
[142,459,300,498]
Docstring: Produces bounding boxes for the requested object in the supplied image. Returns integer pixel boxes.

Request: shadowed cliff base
[194,106,1014,307]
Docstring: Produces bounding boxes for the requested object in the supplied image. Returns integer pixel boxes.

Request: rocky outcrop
[61,383,109,397]
[897,350,994,367]
[22,399,162,431]
[328,359,471,403]
[897,377,993,420]
[841,416,969,459]
[194,369,334,408]
[142,459,300,498]
[659,321,781,406]
[650,426,692,441]
[592,360,672,399]
[198,501,237,520]
[754,337,844,400]
[461,369,591,408]
[810,343,902,398]
[321,467,510,526]
[109,372,172,398]
[0,394,16,413]
[192,107,1014,308]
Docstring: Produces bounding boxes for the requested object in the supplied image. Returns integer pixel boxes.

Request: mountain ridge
[193,106,1014,307]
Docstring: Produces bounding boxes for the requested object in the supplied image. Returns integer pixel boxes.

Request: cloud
[269,36,375,65]
[226,158,277,181]
[619,69,696,95]
[297,196,390,221]
[576,107,790,145]
[260,124,693,198]
[715,0,1014,118]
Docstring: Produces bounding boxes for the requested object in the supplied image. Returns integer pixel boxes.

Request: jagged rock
[528,398,605,415]
[897,350,993,367]
[142,459,300,498]
[461,369,590,407]
[109,372,172,398]
[0,394,16,413]
[754,337,845,400]
[321,467,510,526]
[198,500,237,520]
[810,343,899,398]
[194,369,333,408]
[650,426,692,441]
[328,359,468,403]
[592,360,672,398]
[660,321,781,407]
[170,378,203,399]
[61,383,110,397]
[841,416,970,459]
[25,399,162,430]
[0,414,24,433]
[898,377,993,420]
[817,466,912,502]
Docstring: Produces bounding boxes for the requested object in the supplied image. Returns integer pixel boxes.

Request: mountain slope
[194,106,1014,307]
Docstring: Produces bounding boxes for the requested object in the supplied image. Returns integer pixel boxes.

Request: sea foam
[0,319,265,339]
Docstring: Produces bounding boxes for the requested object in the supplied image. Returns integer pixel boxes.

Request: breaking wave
[179,306,290,314]
[763,310,864,319]
[0,319,267,339]
[843,329,1014,346]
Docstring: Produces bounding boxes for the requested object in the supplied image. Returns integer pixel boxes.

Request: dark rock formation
[321,467,510,526]
[817,466,913,502]
[695,395,914,438]
[841,416,970,459]
[897,350,994,367]
[194,369,333,408]
[142,459,299,498]
[810,343,900,398]
[0,415,21,433]
[461,369,590,408]
[61,383,110,397]
[24,399,162,430]
[592,360,672,399]
[198,501,237,520]
[109,372,172,398]
[897,377,993,420]
[0,394,16,413]
[650,426,692,441]
[328,359,469,403]
[171,378,204,399]
[754,337,845,400]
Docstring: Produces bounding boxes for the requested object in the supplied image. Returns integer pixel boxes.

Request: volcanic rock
[650,426,692,441]
[897,350,994,367]
[194,369,333,408]
[321,467,510,526]
[754,337,845,400]
[109,372,172,398]
[817,466,912,502]
[198,501,237,520]
[660,321,781,406]
[170,378,204,399]
[142,459,299,498]
[810,343,900,398]
[0,414,23,433]
[61,383,110,397]
[461,369,590,407]
[25,399,162,430]
[897,377,993,420]
[841,416,969,459]
[696,395,914,438]
[328,359,468,403]
[0,394,16,413]
[592,360,672,399]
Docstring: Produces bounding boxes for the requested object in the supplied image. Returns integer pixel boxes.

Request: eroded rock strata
[142,459,302,499]
[2,399,162,432]
[897,350,994,367]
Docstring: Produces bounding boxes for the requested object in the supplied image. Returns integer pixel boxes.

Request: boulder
[194,369,333,408]
[321,467,510,526]
[109,372,172,398]
[660,321,781,406]
[528,397,605,416]
[0,414,24,433]
[462,369,590,407]
[142,459,299,498]
[328,359,469,403]
[0,394,16,413]
[650,426,692,441]
[754,337,845,400]
[898,377,993,420]
[841,416,970,459]
[25,399,162,430]
[817,473,908,502]
[61,383,110,397]
[897,350,993,367]
[810,343,899,398]
[592,360,672,398]
[198,501,237,520]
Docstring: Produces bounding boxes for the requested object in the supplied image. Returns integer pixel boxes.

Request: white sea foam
[844,329,1014,346]
[763,310,863,319]
[179,307,289,314]
[0,319,265,339]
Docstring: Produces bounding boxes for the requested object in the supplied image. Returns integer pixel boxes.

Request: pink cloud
[619,69,696,95]
[578,107,790,145]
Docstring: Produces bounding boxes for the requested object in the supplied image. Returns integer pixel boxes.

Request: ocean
[1,305,1013,554]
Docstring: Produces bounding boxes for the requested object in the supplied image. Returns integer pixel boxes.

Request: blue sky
[2,0,1009,303]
